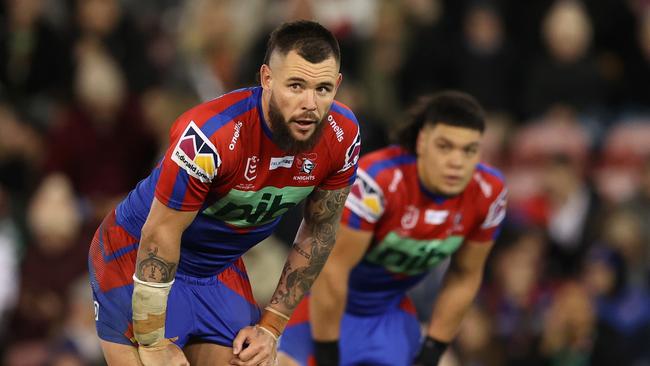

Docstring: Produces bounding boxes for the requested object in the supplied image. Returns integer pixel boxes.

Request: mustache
[291,112,319,122]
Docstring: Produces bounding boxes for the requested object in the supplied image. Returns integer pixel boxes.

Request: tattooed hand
[270,186,350,312]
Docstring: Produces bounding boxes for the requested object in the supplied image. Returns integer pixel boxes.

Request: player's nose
[302,89,317,111]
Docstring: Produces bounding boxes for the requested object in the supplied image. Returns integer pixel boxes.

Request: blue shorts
[278,296,422,366]
[88,211,260,348]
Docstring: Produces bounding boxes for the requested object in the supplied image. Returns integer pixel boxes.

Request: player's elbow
[140,222,174,250]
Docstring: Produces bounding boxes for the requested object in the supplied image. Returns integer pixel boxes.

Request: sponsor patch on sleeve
[481,188,507,228]
[171,121,221,183]
[338,131,361,173]
[344,169,385,223]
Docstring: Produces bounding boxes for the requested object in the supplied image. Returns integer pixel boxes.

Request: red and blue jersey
[340,146,507,315]
[114,87,360,277]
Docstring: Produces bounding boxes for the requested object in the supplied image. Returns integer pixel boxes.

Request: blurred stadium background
[0,0,649,365]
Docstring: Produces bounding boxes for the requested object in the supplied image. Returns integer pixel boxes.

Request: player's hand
[231,325,278,366]
[137,337,189,366]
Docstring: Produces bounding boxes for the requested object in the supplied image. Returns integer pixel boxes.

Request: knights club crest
[296,153,317,175]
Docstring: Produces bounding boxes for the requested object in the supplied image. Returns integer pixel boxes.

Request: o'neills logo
[229,121,243,150]
[328,115,344,142]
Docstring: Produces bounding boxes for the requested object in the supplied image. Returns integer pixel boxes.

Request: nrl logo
[244,156,259,181]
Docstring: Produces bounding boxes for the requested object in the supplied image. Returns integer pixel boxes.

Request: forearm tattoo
[291,242,311,260]
[271,187,350,309]
[136,247,177,283]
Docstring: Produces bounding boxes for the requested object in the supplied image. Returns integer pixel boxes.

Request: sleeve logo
[338,131,361,173]
[345,169,384,223]
[482,188,507,228]
[172,121,221,183]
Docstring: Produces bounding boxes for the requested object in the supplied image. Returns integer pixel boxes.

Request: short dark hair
[263,20,341,65]
[394,91,485,153]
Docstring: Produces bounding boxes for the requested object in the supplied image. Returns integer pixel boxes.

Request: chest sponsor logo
[345,169,384,223]
[328,115,344,142]
[270,156,295,170]
[202,186,314,227]
[172,121,220,183]
[425,209,449,225]
[228,121,243,150]
[401,205,419,229]
[366,232,464,275]
[244,156,259,181]
[338,131,361,173]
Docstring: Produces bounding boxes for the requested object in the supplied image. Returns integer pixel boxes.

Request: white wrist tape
[132,274,174,346]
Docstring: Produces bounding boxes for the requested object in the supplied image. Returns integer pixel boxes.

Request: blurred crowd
[0,0,648,365]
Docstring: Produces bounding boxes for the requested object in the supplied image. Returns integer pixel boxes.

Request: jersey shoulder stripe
[476,163,505,182]
[365,153,415,178]
[331,101,359,126]
[199,88,259,138]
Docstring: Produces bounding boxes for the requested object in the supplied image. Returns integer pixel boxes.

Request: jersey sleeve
[467,182,508,242]
[154,117,223,211]
[340,168,386,231]
[319,105,361,190]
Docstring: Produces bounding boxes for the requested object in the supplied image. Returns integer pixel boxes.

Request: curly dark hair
[393,91,485,153]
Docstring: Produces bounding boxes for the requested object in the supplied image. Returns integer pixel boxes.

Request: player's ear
[415,128,428,156]
[335,73,342,90]
[260,64,272,90]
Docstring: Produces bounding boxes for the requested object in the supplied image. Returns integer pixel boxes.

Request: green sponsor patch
[203,186,314,227]
[365,232,464,275]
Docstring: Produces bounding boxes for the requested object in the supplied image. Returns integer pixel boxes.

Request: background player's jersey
[114,87,360,277]
[340,146,506,315]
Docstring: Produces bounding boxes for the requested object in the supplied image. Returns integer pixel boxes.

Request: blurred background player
[278,91,506,366]
[88,20,360,366]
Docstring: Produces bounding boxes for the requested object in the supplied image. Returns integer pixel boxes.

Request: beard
[268,95,326,153]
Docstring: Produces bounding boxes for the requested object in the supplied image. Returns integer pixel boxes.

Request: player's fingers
[236,340,266,362]
[232,327,254,355]
[231,345,270,366]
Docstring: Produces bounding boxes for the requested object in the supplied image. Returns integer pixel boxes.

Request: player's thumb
[232,329,251,355]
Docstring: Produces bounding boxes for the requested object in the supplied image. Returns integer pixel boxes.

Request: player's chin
[289,124,317,141]
[438,183,466,196]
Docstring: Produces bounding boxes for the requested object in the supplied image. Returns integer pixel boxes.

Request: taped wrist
[132,275,174,346]
[258,306,290,339]
[313,340,339,366]
[414,336,448,366]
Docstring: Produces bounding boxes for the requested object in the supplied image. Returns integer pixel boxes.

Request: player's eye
[316,86,331,95]
[464,146,478,156]
[437,143,452,152]
[289,83,302,91]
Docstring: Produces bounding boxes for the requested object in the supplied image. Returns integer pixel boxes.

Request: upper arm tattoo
[136,247,177,283]
[270,186,350,309]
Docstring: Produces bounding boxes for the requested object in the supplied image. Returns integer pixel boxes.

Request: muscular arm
[132,197,198,345]
[310,225,372,341]
[426,240,494,342]
[268,186,350,316]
